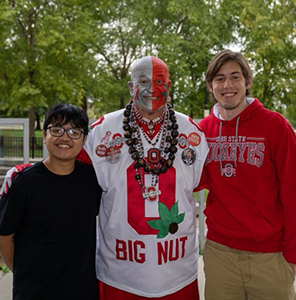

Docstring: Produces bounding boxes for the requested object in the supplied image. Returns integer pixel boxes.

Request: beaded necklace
[133,105,166,136]
[123,101,179,201]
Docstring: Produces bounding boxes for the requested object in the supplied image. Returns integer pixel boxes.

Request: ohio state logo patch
[221,163,236,177]
[111,133,124,148]
[178,134,188,149]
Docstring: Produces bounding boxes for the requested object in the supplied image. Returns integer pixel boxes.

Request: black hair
[43,103,89,135]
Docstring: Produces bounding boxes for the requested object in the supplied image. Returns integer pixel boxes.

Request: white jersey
[84,108,208,297]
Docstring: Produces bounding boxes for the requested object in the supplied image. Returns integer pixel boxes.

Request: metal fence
[0,136,43,159]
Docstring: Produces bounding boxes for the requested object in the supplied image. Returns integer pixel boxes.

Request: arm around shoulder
[0,233,15,271]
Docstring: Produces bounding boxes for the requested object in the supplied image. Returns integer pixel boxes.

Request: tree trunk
[120,94,125,109]
[35,113,41,130]
[81,96,88,112]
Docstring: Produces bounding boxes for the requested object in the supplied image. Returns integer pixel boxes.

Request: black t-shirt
[0,161,102,300]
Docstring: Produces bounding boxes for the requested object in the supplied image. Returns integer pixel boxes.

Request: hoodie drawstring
[219,121,223,176]
[234,117,240,168]
[219,116,241,176]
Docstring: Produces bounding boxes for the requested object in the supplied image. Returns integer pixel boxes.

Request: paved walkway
[0,270,12,300]
[1,258,296,300]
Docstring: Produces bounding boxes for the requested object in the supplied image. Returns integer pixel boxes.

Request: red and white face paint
[129,56,171,112]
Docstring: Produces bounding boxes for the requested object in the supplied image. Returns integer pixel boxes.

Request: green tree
[0,0,99,137]
[230,0,296,115]
[87,0,238,118]
[1,0,295,127]
[85,0,160,115]
[153,0,238,118]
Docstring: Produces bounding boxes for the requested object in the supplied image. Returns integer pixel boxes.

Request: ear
[42,130,46,142]
[166,80,172,102]
[128,81,133,96]
[207,83,213,93]
[83,135,88,145]
[246,78,252,89]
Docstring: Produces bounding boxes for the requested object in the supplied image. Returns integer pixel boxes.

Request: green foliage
[0,129,43,138]
[283,104,296,128]
[0,0,100,134]
[0,0,295,125]
[0,265,10,274]
[229,0,296,116]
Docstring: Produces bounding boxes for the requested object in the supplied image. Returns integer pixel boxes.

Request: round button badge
[188,132,201,147]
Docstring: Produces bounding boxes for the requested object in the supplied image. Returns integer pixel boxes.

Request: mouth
[143,96,159,100]
[56,144,72,150]
[222,92,237,98]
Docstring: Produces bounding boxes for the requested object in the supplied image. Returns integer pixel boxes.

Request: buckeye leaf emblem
[147,201,185,239]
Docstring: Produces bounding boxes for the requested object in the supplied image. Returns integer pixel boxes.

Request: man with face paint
[1,56,209,300]
[81,55,208,300]
[128,56,172,114]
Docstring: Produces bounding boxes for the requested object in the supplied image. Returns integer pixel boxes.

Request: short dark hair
[206,49,253,101]
[43,103,89,135]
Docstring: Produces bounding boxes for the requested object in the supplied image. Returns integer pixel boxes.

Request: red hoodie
[199,98,296,263]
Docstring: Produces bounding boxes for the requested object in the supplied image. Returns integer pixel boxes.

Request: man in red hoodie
[199,49,296,300]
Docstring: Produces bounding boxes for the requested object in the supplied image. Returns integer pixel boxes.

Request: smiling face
[43,123,86,164]
[209,60,252,119]
[128,56,172,113]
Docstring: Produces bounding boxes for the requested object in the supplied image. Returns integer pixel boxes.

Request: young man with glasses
[0,103,102,300]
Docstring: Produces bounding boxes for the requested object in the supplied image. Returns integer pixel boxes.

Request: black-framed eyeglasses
[47,126,84,140]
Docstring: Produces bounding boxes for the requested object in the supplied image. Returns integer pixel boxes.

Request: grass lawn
[194,189,209,205]
[0,129,43,138]
[0,129,44,158]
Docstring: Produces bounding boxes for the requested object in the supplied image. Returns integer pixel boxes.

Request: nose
[224,77,233,88]
[60,131,71,140]
[146,86,153,95]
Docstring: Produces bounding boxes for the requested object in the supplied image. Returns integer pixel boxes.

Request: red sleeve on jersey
[77,116,105,164]
[91,116,105,129]
[77,148,92,165]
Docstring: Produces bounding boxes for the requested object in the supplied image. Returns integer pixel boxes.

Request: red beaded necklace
[133,105,166,138]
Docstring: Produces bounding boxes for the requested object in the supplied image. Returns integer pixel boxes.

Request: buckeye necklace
[133,105,166,136]
[123,101,179,201]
